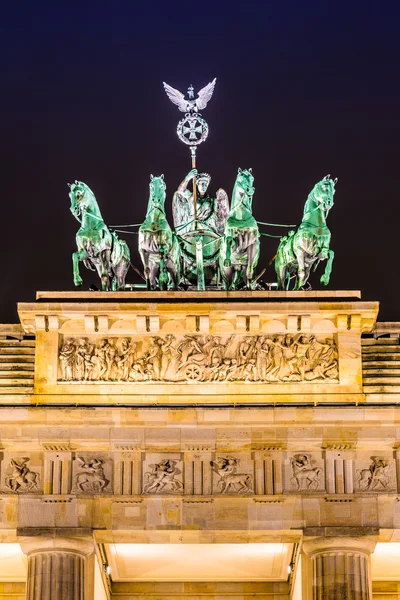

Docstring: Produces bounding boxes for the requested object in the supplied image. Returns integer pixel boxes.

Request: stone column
[302,536,377,600]
[20,535,94,600]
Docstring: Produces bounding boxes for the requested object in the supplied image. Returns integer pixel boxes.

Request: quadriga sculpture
[69,181,130,291]
[219,168,260,290]
[275,175,337,290]
[139,174,181,290]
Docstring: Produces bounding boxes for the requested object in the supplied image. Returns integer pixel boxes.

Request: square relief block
[71,453,112,494]
[142,453,184,495]
[1,452,42,494]
[284,452,325,493]
[211,453,254,494]
[353,454,396,493]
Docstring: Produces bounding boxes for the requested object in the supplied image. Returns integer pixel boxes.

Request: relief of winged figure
[163,78,217,114]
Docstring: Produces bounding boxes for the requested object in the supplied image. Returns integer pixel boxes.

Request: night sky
[1,0,399,323]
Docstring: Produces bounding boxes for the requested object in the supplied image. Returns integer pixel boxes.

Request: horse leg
[159,254,168,290]
[149,260,160,290]
[224,237,233,267]
[72,250,86,287]
[223,266,235,290]
[114,258,129,291]
[245,242,258,289]
[165,259,179,290]
[99,250,111,291]
[275,260,287,291]
[320,249,334,285]
[294,250,306,290]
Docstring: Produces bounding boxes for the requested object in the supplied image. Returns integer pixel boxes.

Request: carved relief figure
[117,339,137,380]
[5,458,39,493]
[143,459,183,494]
[74,457,109,493]
[59,339,75,381]
[358,456,391,491]
[210,457,253,493]
[58,333,339,384]
[290,454,321,490]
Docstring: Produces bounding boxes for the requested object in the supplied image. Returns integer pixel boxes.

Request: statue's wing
[196,78,217,111]
[215,188,230,234]
[163,82,187,112]
[172,192,191,230]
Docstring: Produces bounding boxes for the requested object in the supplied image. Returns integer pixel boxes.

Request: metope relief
[288,454,324,491]
[72,456,111,494]
[355,456,396,492]
[142,457,184,494]
[4,458,40,493]
[210,456,254,494]
[58,333,339,384]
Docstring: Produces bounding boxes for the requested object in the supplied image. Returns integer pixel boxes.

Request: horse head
[68,180,97,220]
[311,174,337,216]
[146,174,167,218]
[232,167,255,211]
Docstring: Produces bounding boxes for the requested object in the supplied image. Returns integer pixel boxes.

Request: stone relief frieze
[210,457,254,493]
[72,457,111,493]
[58,333,339,384]
[356,456,396,492]
[2,451,400,497]
[289,454,323,491]
[4,458,40,493]
[142,458,183,494]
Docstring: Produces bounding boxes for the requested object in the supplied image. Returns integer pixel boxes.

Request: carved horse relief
[5,458,39,493]
[210,457,253,493]
[290,454,321,490]
[142,459,183,493]
[73,457,109,493]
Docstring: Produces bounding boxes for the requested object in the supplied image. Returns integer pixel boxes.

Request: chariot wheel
[184,363,203,382]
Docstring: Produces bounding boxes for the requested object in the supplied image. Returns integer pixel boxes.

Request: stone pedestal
[20,536,94,600]
[302,536,377,600]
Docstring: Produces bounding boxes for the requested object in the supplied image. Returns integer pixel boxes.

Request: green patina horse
[69,181,130,291]
[275,174,337,290]
[219,168,260,290]
[139,175,181,290]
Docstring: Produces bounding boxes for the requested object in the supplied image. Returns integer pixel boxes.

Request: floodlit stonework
[1,290,400,598]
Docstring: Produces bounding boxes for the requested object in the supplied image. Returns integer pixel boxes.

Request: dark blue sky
[0,0,399,321]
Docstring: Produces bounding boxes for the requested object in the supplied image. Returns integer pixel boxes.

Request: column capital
[302,535,377,557]
[19,534,94,557]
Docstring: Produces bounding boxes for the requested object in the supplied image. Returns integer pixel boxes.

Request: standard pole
[190,146,197,230]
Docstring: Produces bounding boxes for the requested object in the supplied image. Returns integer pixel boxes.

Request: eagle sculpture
[163,78,217,113]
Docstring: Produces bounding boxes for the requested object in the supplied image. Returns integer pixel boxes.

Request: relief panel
[284,453,325,492]
[142,454,184,494]
[58,333,339,384]
[1,454,42,494]
[211,454,254,494]
[71,454,113,494]
[354,455,396,492]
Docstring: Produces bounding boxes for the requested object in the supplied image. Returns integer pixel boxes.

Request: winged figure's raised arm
[163,82,187,112]
[196,78,217,111]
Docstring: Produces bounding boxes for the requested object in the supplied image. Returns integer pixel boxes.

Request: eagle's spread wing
[163,82,187,112]
[215,188,229,234]
[196,78,217,111]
